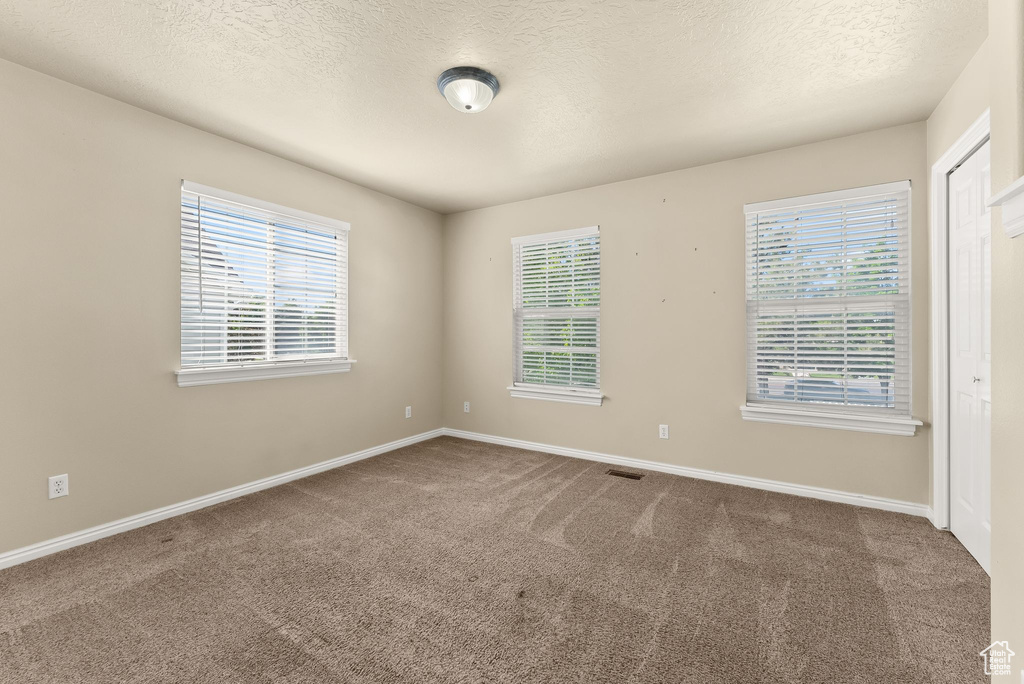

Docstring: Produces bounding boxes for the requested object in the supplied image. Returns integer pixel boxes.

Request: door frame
[929,108,990,530]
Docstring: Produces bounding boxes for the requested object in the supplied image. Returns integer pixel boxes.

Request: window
[509,226,602,405]
[741,181,921,435]
[176,181,352,387]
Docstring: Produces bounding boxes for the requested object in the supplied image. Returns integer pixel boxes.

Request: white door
[948,139,991,573]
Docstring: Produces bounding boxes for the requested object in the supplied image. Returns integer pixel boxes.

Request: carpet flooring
[0,436,990,683]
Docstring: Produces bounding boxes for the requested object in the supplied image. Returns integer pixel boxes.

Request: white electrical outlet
[48,474,69,499]
[464,401,470,413]
[659,424,669,440]
[405,406,412,419]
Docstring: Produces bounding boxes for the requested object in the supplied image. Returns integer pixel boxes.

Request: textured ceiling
[0,0,987,213]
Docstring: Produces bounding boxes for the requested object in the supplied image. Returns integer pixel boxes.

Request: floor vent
[606,469,644,480]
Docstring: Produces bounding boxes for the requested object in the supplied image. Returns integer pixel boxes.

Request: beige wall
[0,59,444,555]
[988,0,1024,674]
[442,122,930,505]
[923,39,992,508]
[927,38,991,171]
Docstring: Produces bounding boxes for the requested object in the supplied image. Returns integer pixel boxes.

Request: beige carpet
[0,436,989,683]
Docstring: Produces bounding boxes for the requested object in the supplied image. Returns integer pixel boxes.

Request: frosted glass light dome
[437,67,500,113]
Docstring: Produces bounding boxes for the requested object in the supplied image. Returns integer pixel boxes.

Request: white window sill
[987,172,1024,238]
[176,359,355,387]
[740,404,922,436]
[507,385,603,406]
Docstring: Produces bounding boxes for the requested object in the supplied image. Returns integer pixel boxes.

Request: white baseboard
[0,429,443,571]
[926,507,946,530]
[1,426,932,572]
[442,428,931,519]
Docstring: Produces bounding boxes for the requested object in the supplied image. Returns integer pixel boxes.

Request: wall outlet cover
[659,425,669,439]
[48,474,69,499]
[405,406,412,419]
[464,401,470,413]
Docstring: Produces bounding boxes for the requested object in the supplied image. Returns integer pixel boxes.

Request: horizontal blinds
[181,184,348,369]
[745,182,911,415]
[513,227,600,389]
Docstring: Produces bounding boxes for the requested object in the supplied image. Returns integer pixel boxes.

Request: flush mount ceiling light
[436,66,500,113]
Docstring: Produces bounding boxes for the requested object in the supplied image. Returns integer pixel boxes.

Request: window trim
[742,180,918,434]
[182,181,351,233]
[743,180,911,216]
[510,225,602,405]
[178,181,352,386]
[176,359,355,387]
[507,383,604,406]
[510,225,600,246]
[739,404,922,436]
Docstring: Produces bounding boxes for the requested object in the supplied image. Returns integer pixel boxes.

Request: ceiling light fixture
[436,66,500,113]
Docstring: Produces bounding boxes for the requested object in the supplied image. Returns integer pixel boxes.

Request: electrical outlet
[48,474,69,499]
[659,424,669,440]
[464,401,470,413]
[405,406,412,419]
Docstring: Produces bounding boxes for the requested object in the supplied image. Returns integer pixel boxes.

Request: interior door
[948,139,991,573]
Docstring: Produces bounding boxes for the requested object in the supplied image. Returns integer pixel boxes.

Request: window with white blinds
[178,181,350,386]
[744,181,915,428]
[510,226,602,405]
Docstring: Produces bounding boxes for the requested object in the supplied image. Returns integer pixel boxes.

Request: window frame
[508,226,603,406]
[740,181,921,435]
[176,181,353,387]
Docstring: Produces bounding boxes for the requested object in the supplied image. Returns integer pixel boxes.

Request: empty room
[1,1,1022,682]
